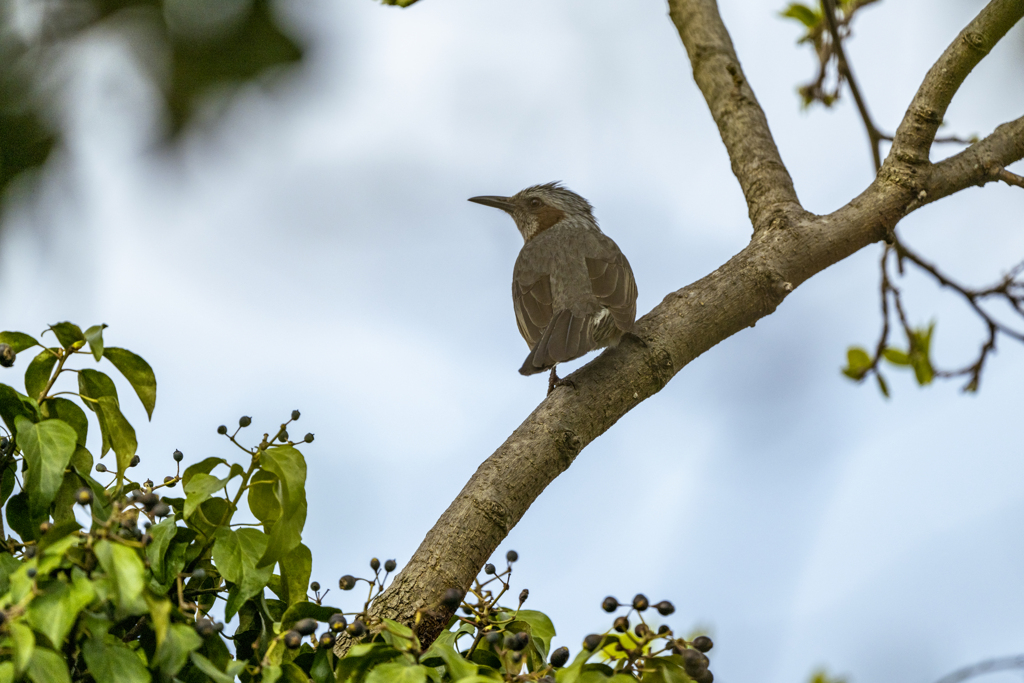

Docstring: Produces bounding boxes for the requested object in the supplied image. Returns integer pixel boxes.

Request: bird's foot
[547,367,576,395]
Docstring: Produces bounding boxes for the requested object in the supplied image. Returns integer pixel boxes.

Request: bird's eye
[529,198,542,208]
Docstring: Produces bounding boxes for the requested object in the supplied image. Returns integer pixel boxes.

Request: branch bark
[344,0,1024,650]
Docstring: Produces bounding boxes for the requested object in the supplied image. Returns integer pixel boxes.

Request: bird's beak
[468,195,516,213]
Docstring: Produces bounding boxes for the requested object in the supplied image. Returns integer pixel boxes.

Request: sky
[2,1,1024,682]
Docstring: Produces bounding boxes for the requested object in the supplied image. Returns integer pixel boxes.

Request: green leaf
[184,472,233,519]
[248,469,282,525]
[213,527,273,621]
[515,610,556,656]
[780,3,821,28]
[27,574,96,649]
[0,661,13,683]
[190,652,235,683]
[48,322,84,350]
[103,347,157,420]
[0,461,16,508]
[279,602,340,633]
[182,457,227,487]
[25,647,70,683]
[36,519,82,552]
[6,492,39,542]
[423,631,478,680]
[0,549,19,596]
[94,539,147,615]
[40,398,89,446]
[153,623,203,678]
[257,446,307,568]
[83,324,108,362]
[278,542,312,606]
[841,346,872,381]
[876,373,890,398]
[16,415,77,518]
[365,662,429,683]
[81,634,149,683]
[0,383,40,437]
[8,621,34,674]
[881,347,910,366]
[95,396,138,477]
[78,369,118,455]
[0,331,39,353]
[24,349,58,400]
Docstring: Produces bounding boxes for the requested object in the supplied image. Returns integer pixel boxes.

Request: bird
[469,182,638,394]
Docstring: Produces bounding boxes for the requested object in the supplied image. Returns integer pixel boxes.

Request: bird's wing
[519,308,596,375]
[512,274,553,349]
[586,251,638,332]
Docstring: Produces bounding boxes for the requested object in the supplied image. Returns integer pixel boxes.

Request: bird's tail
[519,309,595,376]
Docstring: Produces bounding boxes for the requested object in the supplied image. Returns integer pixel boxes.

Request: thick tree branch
[886,0,1024,175]
[667,0,805,232]
[924,115,1024,205]
[350,0,1024,650]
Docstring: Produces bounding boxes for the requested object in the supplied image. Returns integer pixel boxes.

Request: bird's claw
[547,368,576,395]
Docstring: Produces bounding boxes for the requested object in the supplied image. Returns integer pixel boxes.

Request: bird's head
[469,182,596,242]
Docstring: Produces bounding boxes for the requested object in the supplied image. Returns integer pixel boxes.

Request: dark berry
[129,455,140,467]
[291,410,300,421]
[294,618,317,636]
[461,606,473,615]
[347,620,366,638]
[550,646,570,668]
[217,425,228,435]
[26,567,37,579]
[505,631,529,651]
[339,575,356,590]
[632,594,649,611]
[75,487,93,505]
[142,533,153,546]
[519,589,529,604]
[384,559,396,572]
[310,581,320,592]
[695,671,714,683]
[0,343,15,368]
[613,616,629,633]
[655,600,675,616]
[440,588,465,610]
[693,635,713,653]
[278,431,288,442]
[304,433,314,443]
[681,649,709,677]
[484,563,496,575]
[151,501,171,517]
[582,634,603,651]
[328,613,347,632]
[283,630,302,649]
[173,449,183,462]
[370,558,380,572]
[95,463,107,473]
[239,416,251,428]
[195,618,216,637]
[23,546,36,559]
[506,550,518,563]
[658,625,670,635]
[485,631,502,646]
[318,632,335,648]
[635,624,649,637]
[602,596,618,613]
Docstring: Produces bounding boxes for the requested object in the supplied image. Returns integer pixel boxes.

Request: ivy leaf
[15,416,77,519]
[365,662,429,683]
[189,652,235,683]
[94,540,147,615]
[153,623,203,678]
[780,2,821,28]
[48,322,84,351]
[0,331,39,353]
[183,472,234,519]
[103,347,157,420]
[94,396,138,478]
[27,573,96,649]
[24,349,58,400]
[0,383,40,438]
[278,542,312,607]
[83,324,108,362]
[213,527,274,621]
[40,398,89,447]
[81,634,150,683]
[26,647,70,683]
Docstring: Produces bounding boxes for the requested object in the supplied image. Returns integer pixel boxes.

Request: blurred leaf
[153,623,203,678]
[881,347,910,366]
[876,373,890,398]
[83,324,108,362]
[8,620,35,674]
[94,539,148,615]
[841,346,872,381]
[82,635,150,683]
[0,332,40,354]
[40,397,89,446]
[16,415,77,518]
[6,491,39,542]
[190,652,235,683]
[27,573,96,649]
[422,631,477,680]
[25,647,69,683]
[0,462,15,508]
[103,347,156,420]
[365,662,429,683]
[0,383,40,437]
[24,349,58,400]
[0,111,57,206]
[48,322,84,350]
[780,2,821,28]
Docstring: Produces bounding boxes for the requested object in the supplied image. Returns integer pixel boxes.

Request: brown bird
[469,182,638,393]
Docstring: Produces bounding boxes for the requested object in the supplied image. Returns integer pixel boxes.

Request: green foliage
[841,323,938,397]
[0,0,303,214]
[0,322,710,681]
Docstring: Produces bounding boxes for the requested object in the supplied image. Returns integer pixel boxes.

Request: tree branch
[886,0,1024,176]
[354,0,1024,649]
[667,0,805,232]
[924,114,1024,205]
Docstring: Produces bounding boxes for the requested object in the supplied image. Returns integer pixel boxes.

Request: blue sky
[2,1,1023,682]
